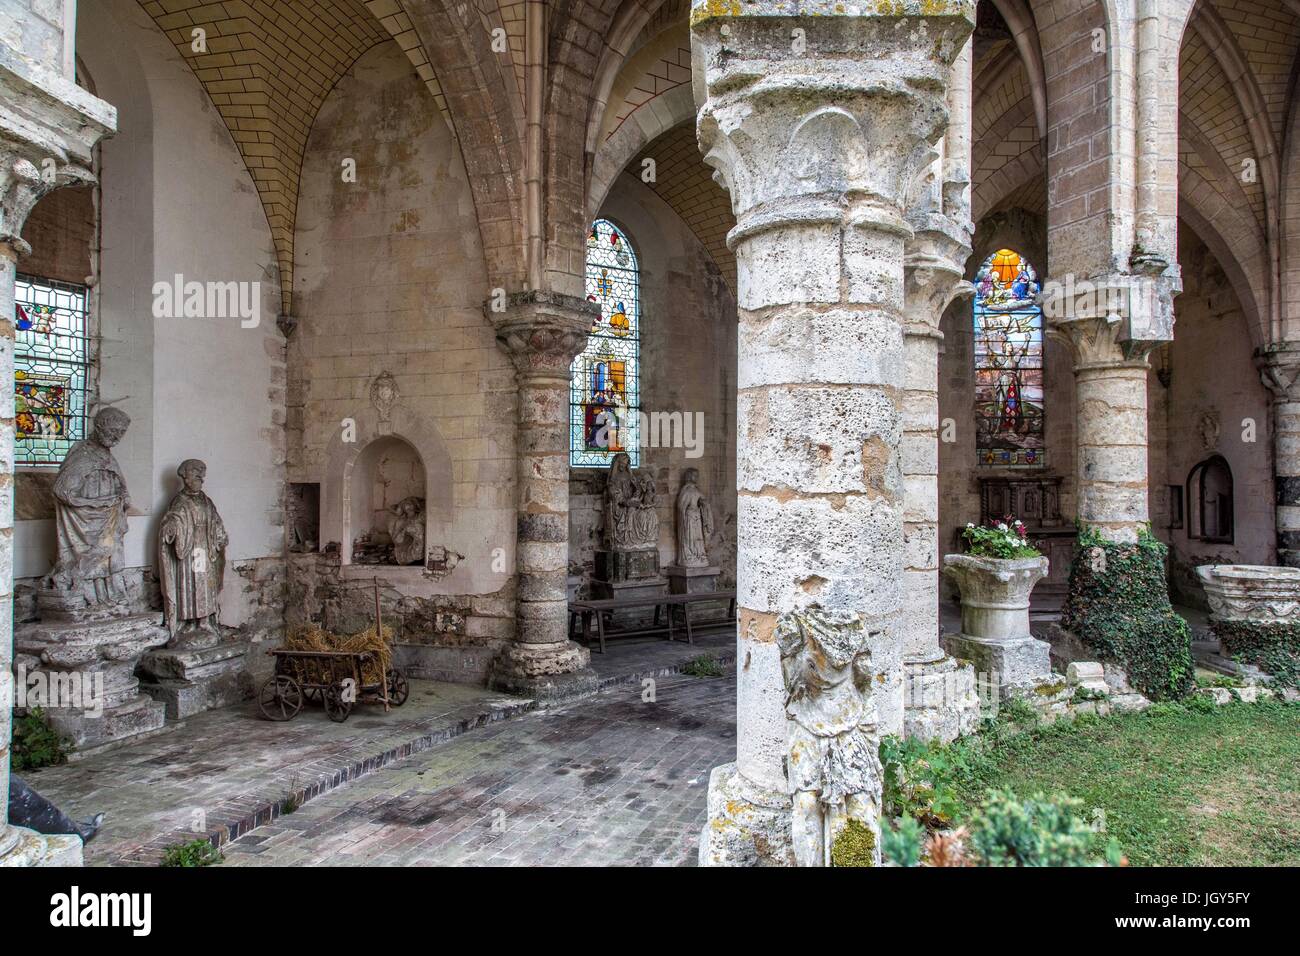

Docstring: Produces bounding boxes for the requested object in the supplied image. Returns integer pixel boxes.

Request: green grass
[950,699,1300,866]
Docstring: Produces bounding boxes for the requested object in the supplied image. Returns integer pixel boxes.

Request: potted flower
[942,518,1052,690]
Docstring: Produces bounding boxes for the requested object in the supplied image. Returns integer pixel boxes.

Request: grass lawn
[948,699,1300,866]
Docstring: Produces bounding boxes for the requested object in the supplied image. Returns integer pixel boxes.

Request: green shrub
[11,708,72,771]
[1210,619,1300,689]
[160,839,223,867]
[1059,528,1194,700]
[880,816,925,867]
[680,653,724,678]
[966,789,1100,867]
[880,734,973,826]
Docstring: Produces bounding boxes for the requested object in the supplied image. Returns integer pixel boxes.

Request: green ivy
[11,708,72,771]
[1059,527,1194,701]
[1210,619,1300,689]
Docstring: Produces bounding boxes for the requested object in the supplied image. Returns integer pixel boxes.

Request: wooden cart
[257,648,409,723]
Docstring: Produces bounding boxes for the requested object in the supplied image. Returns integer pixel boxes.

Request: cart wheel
[323,682,353,723]
[258,675,302,721]
[386,668,410,707]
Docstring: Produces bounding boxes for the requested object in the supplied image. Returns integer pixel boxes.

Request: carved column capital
[1043,272,1180,370]
[904,212,973,335]
[0,50,116,240]
[1255,342,1300,403]
[691,1,975,240]
[485,290,598,378]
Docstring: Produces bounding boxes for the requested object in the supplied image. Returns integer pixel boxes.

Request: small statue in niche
[44,406,134,608]
[674,468,714,568]
[777,607,883,867]
[158,459,229,641]
[387,495,425,566]
[604,452,658,551]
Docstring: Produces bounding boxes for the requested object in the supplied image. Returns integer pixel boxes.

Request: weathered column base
[941,633,1053,698]
[0,826,83,867]
[903,656,980,742]
[489,641,598,702]
[698,763,793,867]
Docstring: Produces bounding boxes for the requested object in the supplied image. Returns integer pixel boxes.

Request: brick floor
[222,673,736,866]
[20,629,735,866]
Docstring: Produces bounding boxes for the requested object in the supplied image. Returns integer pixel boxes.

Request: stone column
[901,220,979,742]
[692,0,974,866]
[487,290,599,700]
[1255,343,1300,567]
[0,45,115,866]
[1046,275,1178,542]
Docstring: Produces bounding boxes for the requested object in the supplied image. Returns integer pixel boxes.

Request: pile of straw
[283,622,394,687]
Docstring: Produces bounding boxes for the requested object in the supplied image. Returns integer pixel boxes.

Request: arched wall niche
[321,405,454,574]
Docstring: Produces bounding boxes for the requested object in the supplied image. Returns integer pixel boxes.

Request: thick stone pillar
[692,0,974,866]
[0,44,115,865]
[901,221,979,742]
[487,291,599,700]
[1256,343,1300,566]
[1046,275,1178,541]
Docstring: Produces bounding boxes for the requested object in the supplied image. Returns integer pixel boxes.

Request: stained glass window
[570,219,640,467]
[14,274,92,466]
[974,248,1045,468]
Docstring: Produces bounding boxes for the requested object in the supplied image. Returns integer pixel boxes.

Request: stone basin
[1196,564,1300,623]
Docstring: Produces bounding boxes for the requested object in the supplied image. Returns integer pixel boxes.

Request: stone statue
[674,468,714,567]
[44,406,133,609]
[777,607,882,867]
[158,459,229,641]
[604,452,658,551]
[387,495,425,566]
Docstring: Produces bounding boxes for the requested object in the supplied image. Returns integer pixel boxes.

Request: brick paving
[222,673,736,866]
[20,629,735,866]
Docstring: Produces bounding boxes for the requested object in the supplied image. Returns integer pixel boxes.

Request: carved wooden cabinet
[975,475,1075,603]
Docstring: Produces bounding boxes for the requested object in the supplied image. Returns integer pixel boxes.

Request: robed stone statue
[45,406,133,608]
[674,468,714,568]
[158,459,228,640]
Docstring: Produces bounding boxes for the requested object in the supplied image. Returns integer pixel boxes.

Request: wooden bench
[569,590,736,653]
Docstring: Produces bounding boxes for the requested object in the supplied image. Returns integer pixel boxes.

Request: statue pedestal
[14,613,169,750]
[665,565,720,595]
[138,634,254,719]
[0,826,83,867]
[592,548,667,601]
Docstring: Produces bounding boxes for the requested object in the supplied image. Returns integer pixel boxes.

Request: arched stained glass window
[570,219,641,467]
[974,248,1045,467]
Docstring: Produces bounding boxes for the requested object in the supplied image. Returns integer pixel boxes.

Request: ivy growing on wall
[1060,527,1194,701]
[1211,620,1300,689]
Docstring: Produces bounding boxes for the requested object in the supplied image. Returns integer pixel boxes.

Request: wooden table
[569,590,737,653]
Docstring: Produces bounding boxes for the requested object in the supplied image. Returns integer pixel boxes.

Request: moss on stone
[830,819,876,867]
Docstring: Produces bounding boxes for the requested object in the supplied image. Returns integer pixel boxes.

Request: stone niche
[320,404,453,577]
[348,436,426,566]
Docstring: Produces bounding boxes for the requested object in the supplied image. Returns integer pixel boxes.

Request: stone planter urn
[941,553,1053,696]
[1196,565,1300,624]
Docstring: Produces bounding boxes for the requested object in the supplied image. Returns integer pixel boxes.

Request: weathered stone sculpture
[18,407,169,749]
[594,452,666,600]
[777,608,882,867]
[43,406,134,614]
[604,452,658,551]
[158,459,228,641]
[673,468,713,568]
[387,495,425,565]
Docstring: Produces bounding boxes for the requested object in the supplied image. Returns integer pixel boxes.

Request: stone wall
[1159,228,1274,605]
[14,0,287,642]
[569,172,738,589]
[285,39,515,677]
